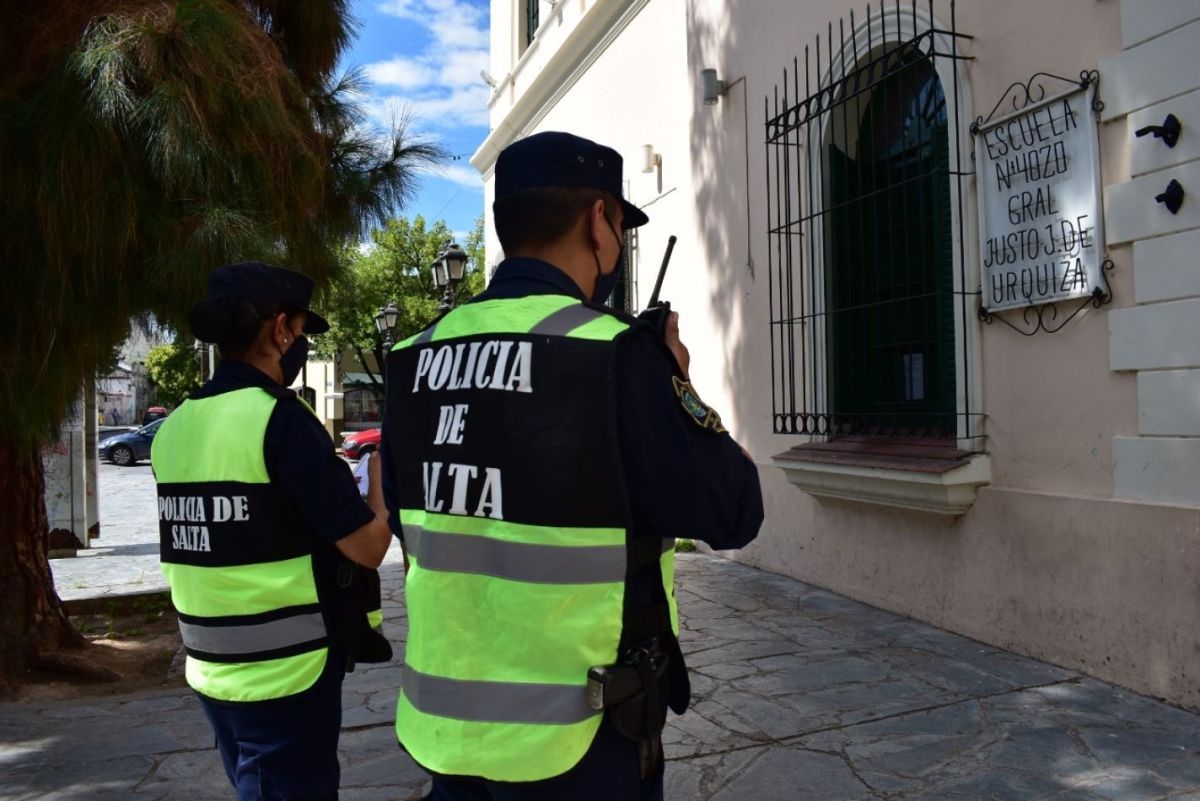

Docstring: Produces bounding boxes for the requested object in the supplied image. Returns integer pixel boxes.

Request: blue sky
[340,0,490,240]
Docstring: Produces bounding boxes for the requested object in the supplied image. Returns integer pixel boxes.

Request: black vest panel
[387,333,629,529]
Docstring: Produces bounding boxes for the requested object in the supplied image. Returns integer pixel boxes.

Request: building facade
[473,0,1200,711]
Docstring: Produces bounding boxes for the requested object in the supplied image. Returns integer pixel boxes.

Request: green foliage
[314,215,486,384]
[0,1,445,446]
[145,341,202,408]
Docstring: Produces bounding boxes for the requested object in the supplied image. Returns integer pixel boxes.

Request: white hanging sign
[974,84,1105,312]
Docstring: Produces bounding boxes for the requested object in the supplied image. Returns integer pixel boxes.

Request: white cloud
[437,49,489,89]
[439,164,484,188]
[363,0,490,132]
[376,0,417,15]
[376,0,488,49]
[364,57,436,89]
[373,84,490,130]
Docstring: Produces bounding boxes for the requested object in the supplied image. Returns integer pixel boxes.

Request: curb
[63,589,172,617]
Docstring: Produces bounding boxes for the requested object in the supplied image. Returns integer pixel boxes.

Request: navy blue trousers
[425,717,664,801]
[198,667,344,801]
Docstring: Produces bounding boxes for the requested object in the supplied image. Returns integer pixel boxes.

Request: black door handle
[1155,179,1185,215]
[1135,113,1182,148]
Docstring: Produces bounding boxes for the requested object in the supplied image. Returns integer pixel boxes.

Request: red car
[341,427,380,460]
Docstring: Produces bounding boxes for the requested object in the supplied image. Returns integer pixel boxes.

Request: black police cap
[189,261,329,343]
[495,131,649,229]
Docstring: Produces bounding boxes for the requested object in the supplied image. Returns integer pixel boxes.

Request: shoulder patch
[672,376,727,434]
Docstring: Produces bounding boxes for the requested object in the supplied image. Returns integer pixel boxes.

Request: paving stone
[708,746,878,800]
[663,704,765,759]
[134,751,235,799]
[37,703,120,720]
[338,725,428,792]
[984,727,1101,775]
[1157,756,1200,788]
[690,616,793,641]
[669,746,768,798]
[692,662,757,681]
[733,655,891,697]
[685,640,808,668]
[6,754,153,801]
[773,674,962,731]
[926,767,1073,799]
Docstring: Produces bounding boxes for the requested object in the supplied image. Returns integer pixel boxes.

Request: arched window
[764,4,978,445]
[825,50,955,435]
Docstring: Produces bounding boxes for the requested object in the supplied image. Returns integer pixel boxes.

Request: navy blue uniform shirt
[190,359,374,545]
[379,257,764,554]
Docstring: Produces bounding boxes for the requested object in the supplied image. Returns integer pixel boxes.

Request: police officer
[153,262,393,801]
[381,132,764,800]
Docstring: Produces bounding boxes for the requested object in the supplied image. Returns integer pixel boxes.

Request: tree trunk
[353,344,384,388]
[0,440,83,697]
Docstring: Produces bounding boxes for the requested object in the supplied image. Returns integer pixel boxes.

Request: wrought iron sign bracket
[977,259,1115,336]
[970,69,1103,134]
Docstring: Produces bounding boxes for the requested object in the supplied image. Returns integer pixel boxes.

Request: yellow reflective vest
[153,386,331,702]
[386,295,678,781]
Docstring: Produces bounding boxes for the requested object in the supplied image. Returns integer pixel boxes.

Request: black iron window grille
[765,1,982,446]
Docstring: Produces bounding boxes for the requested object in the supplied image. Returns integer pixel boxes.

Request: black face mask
[591,217,625,304]
[279,335,309,387]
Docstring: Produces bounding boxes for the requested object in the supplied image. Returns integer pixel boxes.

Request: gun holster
[315,548,393,673]
[586,638,670,778]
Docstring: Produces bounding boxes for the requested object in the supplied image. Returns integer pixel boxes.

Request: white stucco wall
[475,0,1200,710]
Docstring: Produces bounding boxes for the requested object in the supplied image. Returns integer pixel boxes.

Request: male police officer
[382,132,763,799]
[153,263,393,801]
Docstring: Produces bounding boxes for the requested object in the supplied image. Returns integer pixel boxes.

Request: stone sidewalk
[51,463,166,602]
[8,553,1200,800]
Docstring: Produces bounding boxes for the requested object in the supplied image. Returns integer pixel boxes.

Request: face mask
[279,334,309,387]
[591,217,625,303]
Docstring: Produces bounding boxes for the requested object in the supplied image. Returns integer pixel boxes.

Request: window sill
[771,439,991,516]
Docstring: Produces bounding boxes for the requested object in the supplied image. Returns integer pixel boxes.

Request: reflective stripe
[402,665,595,725]
[407,526,625,584]
[178,611,327,655]
[528,304,606,337]
[401,509,626,548]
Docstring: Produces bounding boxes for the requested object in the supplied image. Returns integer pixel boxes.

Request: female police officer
[153,262,393,801]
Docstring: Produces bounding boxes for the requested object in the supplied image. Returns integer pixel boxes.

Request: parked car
[99,418,165,466]
[142,406,169,426]
[341,427,381,460]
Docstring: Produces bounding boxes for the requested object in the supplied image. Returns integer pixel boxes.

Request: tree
[145,341,203,408]
[315,214,486,388]
[0,1,443,694]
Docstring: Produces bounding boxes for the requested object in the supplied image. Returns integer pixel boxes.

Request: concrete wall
[477,0,1200,710]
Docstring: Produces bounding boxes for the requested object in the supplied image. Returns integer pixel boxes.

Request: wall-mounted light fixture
[701,68,728,105]
[641,145,663,193]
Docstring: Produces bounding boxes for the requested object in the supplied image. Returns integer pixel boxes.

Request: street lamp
[433,242,469,314]
[374,300,400,348]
